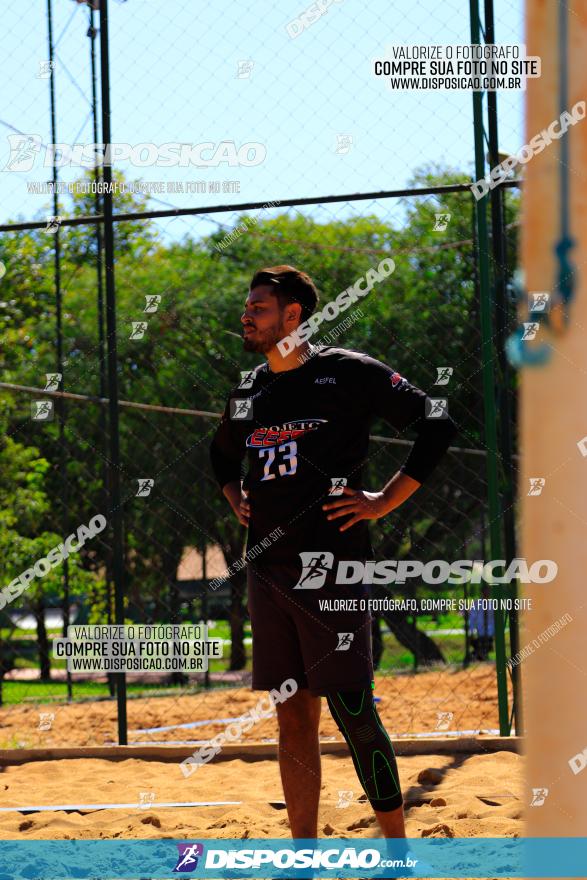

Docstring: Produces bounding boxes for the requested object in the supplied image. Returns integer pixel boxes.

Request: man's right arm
[221,481,250,527]
[209,400,249,526]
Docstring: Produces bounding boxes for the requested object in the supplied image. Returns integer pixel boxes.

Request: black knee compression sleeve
[326,688,403,812]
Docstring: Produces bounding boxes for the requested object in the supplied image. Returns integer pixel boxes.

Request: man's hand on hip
[322,472,421,532]
[222,480,250,527]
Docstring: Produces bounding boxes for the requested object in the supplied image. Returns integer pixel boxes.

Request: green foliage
[0,402,100,605]
[64,170,159,264]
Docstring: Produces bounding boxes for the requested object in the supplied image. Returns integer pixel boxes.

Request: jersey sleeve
[360,356,457,483]
[209,398,245,490]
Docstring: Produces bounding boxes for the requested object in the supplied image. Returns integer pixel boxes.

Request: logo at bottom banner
[173,842,204,872]
[203,846,385,871]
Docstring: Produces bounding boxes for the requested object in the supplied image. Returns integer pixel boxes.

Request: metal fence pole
[469,0,510,735]
[88,2,115,699]
[484,0,523,736]
[47,0,72,700]
[98,0,127,744]
[0,182,520,235]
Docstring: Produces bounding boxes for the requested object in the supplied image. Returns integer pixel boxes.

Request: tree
[0,401,100,684]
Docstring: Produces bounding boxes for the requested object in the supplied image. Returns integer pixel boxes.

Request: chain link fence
[0,183,520,748]
[0,0,525,751]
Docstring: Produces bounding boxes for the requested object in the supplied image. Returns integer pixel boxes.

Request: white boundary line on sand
[133,716,245,734]
[0,800,242,813]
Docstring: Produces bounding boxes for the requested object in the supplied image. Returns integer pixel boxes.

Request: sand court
[0,746,523,841]
[0,666,508,750]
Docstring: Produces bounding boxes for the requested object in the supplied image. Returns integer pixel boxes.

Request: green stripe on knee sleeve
[326,689,403,811]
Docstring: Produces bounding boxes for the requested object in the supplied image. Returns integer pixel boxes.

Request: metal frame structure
[1,0,521,743]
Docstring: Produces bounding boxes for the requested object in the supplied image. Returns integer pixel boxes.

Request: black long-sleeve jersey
[210,346,457,566]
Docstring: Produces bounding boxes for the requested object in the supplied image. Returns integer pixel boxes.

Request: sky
[1,0,525,241]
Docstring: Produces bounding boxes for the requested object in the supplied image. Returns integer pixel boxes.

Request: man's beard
[243,322,287,354]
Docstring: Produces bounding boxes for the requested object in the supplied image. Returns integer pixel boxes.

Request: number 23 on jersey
[258,441,298,481]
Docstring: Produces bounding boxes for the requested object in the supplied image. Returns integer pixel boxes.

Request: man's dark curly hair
[250,265,319,324]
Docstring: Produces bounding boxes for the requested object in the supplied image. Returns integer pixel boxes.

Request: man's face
[241,285,299,354]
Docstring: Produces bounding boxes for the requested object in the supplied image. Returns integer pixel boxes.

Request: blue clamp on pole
[505,271,552,368]
[505,324,551,368]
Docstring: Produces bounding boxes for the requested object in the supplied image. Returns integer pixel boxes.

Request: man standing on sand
[210,265,456,841]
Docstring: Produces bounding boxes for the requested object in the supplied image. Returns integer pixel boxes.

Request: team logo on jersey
[246,418,327,447]
[390,371,404,388]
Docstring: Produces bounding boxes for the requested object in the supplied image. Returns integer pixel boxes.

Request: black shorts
[247,561,373,696]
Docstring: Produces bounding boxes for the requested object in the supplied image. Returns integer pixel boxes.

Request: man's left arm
[323,357,457,531]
